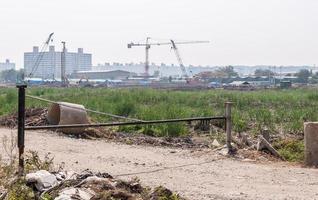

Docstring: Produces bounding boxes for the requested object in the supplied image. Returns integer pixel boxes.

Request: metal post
[225,102,233,153]
[17,84,27,175]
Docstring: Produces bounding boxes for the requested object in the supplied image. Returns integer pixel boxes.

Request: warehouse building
[24,46,92,79]
[71,70,136,80]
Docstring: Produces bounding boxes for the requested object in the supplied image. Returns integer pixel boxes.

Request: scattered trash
[55,187,95,200]
[23,170,186,200]
[26,170,58,191]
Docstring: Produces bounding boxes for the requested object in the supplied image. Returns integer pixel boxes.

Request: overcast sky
[0,0,317,68]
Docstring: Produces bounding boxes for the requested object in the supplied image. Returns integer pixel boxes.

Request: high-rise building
[0,59,15,72]
[24,46,92,79]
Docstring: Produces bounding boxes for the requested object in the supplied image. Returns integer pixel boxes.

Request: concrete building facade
[24,46,92,79]
[0,59,15,72]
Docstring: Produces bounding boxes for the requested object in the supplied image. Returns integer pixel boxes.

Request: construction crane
[127,38,209,77]
[26,33,54,79]
[170,40,187,77]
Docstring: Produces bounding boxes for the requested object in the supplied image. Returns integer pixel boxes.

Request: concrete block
[304,122,318,166]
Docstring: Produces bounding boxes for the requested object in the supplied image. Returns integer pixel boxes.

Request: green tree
[215,66,238,78]
[0,69,24,83]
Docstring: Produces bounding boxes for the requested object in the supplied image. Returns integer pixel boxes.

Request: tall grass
[1,87,318,137]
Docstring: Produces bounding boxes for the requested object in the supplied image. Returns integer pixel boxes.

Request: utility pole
[61,41,67,86]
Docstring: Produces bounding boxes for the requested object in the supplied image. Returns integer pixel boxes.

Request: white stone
[212,139,220,147]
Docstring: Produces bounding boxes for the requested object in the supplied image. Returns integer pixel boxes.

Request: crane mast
[145,37,150,76]
[61,41,67,86]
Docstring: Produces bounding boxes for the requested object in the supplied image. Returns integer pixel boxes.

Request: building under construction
[24,46,92,79]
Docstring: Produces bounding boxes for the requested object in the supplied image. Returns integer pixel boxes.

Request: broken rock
[212,139,220,147]
[54,187,95,200]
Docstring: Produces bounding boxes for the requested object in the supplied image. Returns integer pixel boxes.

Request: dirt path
[1,128,318,200]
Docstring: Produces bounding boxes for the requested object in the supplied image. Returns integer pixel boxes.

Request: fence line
[25,116,226,130]
[17,84,233,176]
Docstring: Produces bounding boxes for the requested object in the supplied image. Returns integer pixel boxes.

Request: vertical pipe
[17,84,27,176]
[225,102,233,152]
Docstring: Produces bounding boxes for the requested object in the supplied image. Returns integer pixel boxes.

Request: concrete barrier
[304,122,318,166]
[47,102,89,134]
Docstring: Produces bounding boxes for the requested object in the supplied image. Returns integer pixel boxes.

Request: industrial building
[0,59,15,72]
[71,70,136,80]
[24,46,92,79]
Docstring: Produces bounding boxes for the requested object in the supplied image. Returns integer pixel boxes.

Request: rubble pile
[113,132,209,148]
[25,170,184,200]
[0,108,48,128]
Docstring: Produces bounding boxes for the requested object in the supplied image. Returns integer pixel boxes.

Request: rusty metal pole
[225,102,233,152]
[17,84,27,176]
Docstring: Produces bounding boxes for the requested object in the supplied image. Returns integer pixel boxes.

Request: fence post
[17,84,27,176]
[225,102,233,152]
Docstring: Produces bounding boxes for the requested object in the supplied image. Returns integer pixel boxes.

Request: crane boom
[128,40,209,47]
[170,40,187,77]
[27,32,54,79]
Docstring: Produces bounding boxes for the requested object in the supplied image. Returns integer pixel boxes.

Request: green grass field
[1,87,318,137]
[2,87,317,161]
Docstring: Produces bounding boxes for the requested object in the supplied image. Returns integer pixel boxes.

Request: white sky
[0,0,317,68]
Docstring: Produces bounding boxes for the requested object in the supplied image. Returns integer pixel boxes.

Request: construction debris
[25,170,185,200]
[26,170,58,192]
[0,186,6,200]
[257,135,285,160]
[55,188,95,200]
[0,108,48,128]
[47,102,89,134]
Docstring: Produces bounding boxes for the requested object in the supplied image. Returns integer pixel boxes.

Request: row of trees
[0,69,24,83]
[198,66,316,84]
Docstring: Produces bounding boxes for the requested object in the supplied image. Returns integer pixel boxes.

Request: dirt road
[1,128,318,200]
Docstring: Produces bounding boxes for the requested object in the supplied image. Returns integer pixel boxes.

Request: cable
[26,95,144,122]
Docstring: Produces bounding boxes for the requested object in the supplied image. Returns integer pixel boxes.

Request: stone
[26,170,58,191]
[212,139,220,147]
[304,122,318,166]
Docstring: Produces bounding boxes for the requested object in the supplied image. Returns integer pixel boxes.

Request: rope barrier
[26,95,144,122]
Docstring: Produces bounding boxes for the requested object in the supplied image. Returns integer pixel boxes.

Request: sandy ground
[1,128,318,200]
